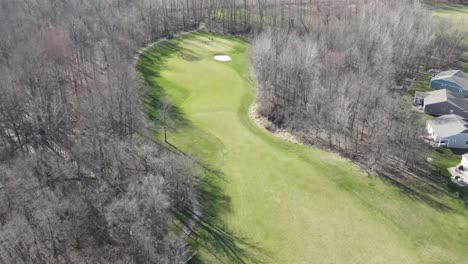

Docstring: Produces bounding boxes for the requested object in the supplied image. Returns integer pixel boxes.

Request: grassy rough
[138,33,468,264]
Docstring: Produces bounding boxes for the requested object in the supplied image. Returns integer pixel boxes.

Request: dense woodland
[251,0,464,172]
[0,0,204,263]
[0,0,464,263]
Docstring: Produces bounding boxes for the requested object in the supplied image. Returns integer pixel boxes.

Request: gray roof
[428,114,468,138]
[432,70,468,91]
[423,89,468,111]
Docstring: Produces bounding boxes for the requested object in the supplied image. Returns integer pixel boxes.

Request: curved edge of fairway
[137,32,468,264]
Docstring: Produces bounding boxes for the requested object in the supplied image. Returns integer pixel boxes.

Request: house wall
[426,121,439,142]
[462,155,468,167]
[431,79,468,97]
[426,122,438,141]
[443,133,468,149]
[415,97,423,106]
[414,94,425,106]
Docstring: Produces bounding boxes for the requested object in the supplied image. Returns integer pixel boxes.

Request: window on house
[465,141,468,145]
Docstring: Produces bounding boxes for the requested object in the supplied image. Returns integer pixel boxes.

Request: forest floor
[138,33,468,263]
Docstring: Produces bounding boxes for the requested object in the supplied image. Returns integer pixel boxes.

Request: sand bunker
[214,54,232,61]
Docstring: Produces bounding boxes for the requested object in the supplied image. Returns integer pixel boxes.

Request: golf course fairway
[137,33,468,264]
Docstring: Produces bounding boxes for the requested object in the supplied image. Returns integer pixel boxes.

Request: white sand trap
[214,54,232,61]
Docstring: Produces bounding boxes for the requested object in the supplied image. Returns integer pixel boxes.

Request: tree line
[250,0,464,172]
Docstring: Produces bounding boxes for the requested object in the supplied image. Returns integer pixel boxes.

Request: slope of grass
[138,33,468,264]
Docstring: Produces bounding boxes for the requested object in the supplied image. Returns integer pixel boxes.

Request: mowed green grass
[138,33,468,263]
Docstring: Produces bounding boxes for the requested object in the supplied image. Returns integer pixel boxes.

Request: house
[430,70,468,97]
[426,114,468,148]
[414,89,468,118]
[447,154,468,187]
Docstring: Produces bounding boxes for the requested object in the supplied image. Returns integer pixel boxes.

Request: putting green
[138,33,468,263]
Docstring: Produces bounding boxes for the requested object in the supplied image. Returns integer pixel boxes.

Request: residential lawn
[137,33,468,264]
[433,148,468,176]
[407,74,432,97]
[407,73,458,175]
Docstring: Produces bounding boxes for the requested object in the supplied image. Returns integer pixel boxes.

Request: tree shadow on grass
[173,157,268,263]
[168,160,268,264]
[137,36,267,263]
[379,170,455,212]
[173,165,268,264]
[138,39,205,141]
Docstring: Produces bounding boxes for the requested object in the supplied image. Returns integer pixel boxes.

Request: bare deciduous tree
[250,0,463,174]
